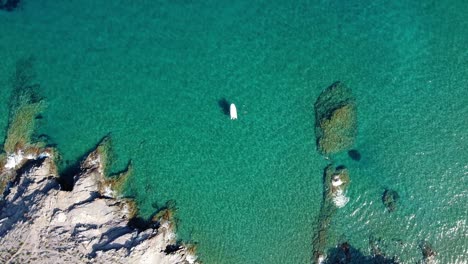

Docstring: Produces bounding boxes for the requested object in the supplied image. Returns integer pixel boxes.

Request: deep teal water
[1,1,467,263]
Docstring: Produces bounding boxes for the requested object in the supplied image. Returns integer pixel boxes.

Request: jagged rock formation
[0,58,197,263]
[0,144,198,264]
[314,82,357,156]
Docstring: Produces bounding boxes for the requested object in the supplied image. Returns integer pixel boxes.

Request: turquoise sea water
[1,1,467,263]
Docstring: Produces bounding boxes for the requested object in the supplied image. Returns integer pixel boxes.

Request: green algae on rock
[107,160,133,197]
[0,57,55,199]
[82,135,113,176]
[81,135,132,198]
[314,82,357,156]
[0,153,6,169]
[3,57,45,155]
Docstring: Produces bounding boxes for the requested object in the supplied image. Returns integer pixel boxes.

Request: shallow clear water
[1,1,467,263]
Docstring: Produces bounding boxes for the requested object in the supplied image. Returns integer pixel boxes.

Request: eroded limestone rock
[0,142,198,264]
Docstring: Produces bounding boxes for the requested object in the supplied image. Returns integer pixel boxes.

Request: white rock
[4,150,51,170]
[4,152,24,169]
[331,176,343,187]
[56,212,67,222]
[102,185,115,198]
[187,254,198,264]
[332,189,349,208]
[317,254,326,264]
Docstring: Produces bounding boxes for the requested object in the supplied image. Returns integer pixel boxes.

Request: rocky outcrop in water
[312,165,351,263]
[420,241,437,264]
[0,142,198,264]
[311,83,356,264]
[314,82,357,156]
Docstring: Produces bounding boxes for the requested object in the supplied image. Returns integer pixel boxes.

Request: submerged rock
[312,165,351,263]
[326,240,400,264]
[4,57,45,154]
[369,236,400,263]
[382,189,400,212]
[420,241,437,264]
[348,149,361,161]
[314,82,357,156]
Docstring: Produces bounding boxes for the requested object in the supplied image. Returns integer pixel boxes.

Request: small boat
[230,103,237,120]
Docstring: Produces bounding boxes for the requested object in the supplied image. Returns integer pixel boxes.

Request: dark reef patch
[325,238,399,264]
[382,189,400,212]
[348,149,361,161]
[0,0,20,12]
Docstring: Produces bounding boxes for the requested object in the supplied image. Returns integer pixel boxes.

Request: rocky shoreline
[0,140,198,264]
[0,57,198,263]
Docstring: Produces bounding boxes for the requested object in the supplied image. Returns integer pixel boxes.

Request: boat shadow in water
[217,98,231,116]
